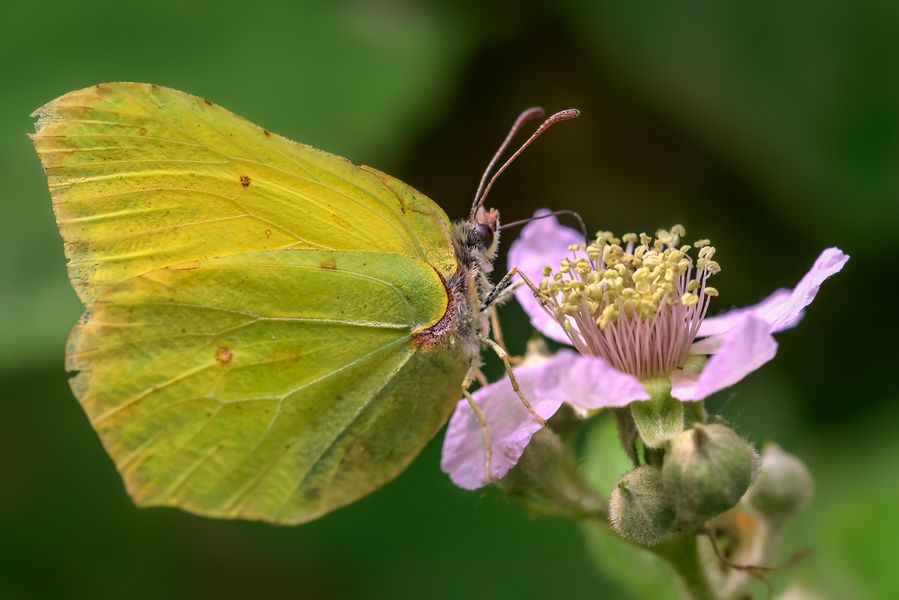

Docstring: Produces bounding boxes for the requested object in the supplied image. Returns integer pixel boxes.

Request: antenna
[472,107,544,211]
[500,209,588,243]
[470,108,580,220]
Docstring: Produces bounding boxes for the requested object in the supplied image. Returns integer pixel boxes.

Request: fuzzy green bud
[500,428,605,518]
[745,444,813,524]
[662,424,758,527]
[609,465,676,546]
[500,427,565,490]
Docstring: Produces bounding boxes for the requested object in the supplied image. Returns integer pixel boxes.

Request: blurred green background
[2,1,897,598]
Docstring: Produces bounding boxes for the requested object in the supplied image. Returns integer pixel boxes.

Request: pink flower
[441,210,847,490]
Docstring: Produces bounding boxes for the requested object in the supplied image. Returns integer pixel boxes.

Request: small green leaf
[630,377,683,448]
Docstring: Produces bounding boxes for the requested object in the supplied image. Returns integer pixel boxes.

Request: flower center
[538,225,719,377]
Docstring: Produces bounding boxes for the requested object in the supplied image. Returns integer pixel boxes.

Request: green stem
[653,535,717,600]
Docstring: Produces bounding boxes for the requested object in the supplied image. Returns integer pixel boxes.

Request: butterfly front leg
[480,266,544,311]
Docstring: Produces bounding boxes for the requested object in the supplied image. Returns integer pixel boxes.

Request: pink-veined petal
[534,350,648,410]
[672,315,778,401]
[506,209,583,345]
[440,359,564,490]
[699,248,848,337]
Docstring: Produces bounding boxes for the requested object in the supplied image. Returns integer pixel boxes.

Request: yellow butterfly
[31,82,576,523]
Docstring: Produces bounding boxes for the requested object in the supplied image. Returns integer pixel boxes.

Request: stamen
[537,226,720,378]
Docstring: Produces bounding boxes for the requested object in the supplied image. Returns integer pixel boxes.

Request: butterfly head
[467,206,500,260]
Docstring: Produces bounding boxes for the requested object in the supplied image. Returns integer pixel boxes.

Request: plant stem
[653,535,718,600]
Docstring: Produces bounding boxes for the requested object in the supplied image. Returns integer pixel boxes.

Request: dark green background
[2,1,896,598]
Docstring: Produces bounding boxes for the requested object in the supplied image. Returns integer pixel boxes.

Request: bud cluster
[610,423,759,545]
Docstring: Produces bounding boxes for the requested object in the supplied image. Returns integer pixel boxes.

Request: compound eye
[470,223,494,248]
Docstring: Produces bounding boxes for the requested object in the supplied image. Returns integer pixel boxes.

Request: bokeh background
[2,1,897,598]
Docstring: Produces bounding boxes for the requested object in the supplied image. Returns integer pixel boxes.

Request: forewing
[32,82,458,303]
[69,249,467,524]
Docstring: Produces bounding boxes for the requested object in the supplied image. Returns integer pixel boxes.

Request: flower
[441,210,848,490]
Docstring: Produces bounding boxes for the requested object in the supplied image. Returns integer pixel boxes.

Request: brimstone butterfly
[31,83,576,524]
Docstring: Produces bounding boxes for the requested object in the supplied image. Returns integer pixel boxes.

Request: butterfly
[31,83,577,524]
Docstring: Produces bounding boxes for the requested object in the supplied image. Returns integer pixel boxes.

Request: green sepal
[630,377,684,449]
[614,408,640,466]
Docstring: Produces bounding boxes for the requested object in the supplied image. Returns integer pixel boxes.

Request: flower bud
[500,427,565,490]
[609,465,676,546]
[745,444,813,524]
[500,428,606,518]
[662,424,758,527]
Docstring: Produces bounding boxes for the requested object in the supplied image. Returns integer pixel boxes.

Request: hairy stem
[653,535,718,600]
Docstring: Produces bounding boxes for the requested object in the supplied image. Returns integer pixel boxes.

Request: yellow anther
[681,293,699,307]
[698,246,717,260]
[694,239,710,248]
[598,304,619,329]
[603,245,624,266]
[574,258,592,275]
[540,226,720,336]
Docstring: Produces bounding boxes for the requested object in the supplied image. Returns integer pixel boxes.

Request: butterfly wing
[33,84,468,523]
[32,82,458,303]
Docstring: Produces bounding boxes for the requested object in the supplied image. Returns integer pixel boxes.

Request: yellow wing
[32,82,458,303]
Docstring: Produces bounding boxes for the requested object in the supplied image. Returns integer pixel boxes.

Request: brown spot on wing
[239,175,251,187]
[263,129,271,137]
[215,346,233,364]
[264,229,272,238]
[320,256,338,270]
[139,127,147,136]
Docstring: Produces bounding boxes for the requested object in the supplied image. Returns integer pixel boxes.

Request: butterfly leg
[482,266,544,311]
[479,336,546,426]
[472,367,490,388]
[462,388,493,486]
[487,306,523,366]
